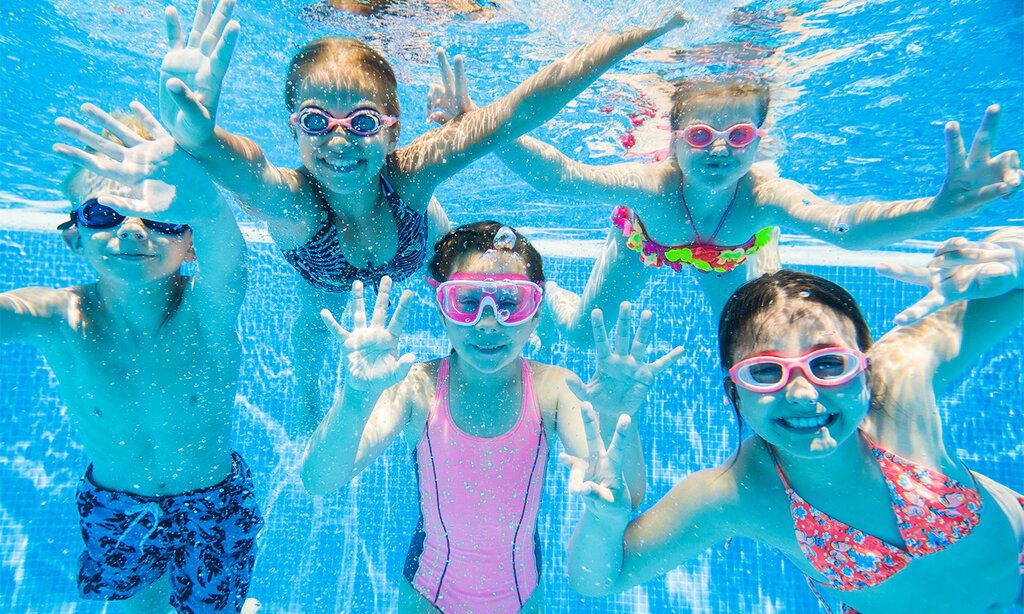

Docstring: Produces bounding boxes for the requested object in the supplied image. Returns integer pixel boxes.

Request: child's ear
[723,377,741,410]
[60,225,82,254]
[386,121,401,154]
[184,244,197,263]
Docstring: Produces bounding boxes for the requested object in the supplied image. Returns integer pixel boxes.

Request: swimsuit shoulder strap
[519,359,545,431]
[428,356,452,426]
[761,439,794,490]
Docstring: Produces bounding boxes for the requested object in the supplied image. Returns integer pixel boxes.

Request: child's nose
[474,306,501,331]
[117,219,148,240]
[708,138,730,156]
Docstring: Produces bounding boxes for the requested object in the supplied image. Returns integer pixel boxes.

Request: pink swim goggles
[675,122,764,149]
[427,272,544,326]
[728,346,868,393]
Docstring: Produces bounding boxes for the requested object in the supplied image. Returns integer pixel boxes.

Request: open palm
[321,276,416,394]
[159,0,239,150]
[570,302,684,417]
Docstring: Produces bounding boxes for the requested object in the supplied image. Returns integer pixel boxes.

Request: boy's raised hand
[426,48,476,125]
[878,232,1024,325]
[159,0,240,151]
[932,105,1022,217]
[52,101,215,222]
[321,276,416,395]
[559,404,633,519]
[568,302,684,418]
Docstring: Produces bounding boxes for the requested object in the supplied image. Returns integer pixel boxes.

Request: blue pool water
[1,0,1022,612]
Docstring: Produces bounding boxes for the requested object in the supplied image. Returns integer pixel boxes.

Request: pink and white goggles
[728,346,868,393]
[428,272,544,326]
[675,122,764,149]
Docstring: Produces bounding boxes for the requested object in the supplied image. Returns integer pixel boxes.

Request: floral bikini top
[766,433,982,605]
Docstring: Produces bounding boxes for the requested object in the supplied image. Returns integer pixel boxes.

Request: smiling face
[672,94,763,187]
[728,297,872,457]
[438,251,541,375]
[291,79,399,195]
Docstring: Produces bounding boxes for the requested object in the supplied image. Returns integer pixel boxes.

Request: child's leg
[167,454,263,613]
[292,288,348,434]
[114,574,172,613]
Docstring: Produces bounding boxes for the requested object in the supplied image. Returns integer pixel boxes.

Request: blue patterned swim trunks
[76,452,263,613]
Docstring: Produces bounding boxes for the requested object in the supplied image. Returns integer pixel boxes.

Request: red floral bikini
[766,434,986,613]
[611,184,773,274]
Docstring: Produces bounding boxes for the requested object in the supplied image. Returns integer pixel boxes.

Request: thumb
[894,289,948,326]
[876,262,931,287]
[164,79,211,123]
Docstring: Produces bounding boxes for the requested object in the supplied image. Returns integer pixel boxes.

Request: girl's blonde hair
[284,37,399,116]
[669,76,771,130]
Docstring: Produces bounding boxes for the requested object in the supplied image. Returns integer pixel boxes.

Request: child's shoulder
[524,359,575,385]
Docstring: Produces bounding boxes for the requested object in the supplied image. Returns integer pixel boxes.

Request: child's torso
[405,357,550,612]
[42,288,238,496]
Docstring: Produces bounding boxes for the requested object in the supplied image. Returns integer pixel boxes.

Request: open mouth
[775,412,839,434]
[319,157,365,174]
[704,160,734,169]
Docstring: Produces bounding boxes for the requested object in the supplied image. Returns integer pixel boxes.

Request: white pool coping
[0,209,940,267]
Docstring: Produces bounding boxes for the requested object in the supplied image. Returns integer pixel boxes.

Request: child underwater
[300,222,683,611]
[561,230,1024,612]
[428,59,1024,346]
[156,0,687,428]
[0,103,262,613]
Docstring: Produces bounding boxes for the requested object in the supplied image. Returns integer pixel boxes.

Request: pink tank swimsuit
[405,357,548,613]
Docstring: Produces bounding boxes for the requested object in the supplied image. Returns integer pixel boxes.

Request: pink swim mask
[428,273,543,326]
[729,346,868,393]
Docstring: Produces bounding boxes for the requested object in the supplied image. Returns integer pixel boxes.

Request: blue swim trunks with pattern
[76,452,263,613]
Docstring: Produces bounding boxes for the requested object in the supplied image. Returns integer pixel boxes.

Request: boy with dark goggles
[59,199,190,236]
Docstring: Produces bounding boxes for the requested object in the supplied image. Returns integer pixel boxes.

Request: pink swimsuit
[766,433,985,613]
[405,357,548,613]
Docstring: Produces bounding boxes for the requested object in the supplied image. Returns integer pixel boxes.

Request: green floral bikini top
[611,184,773,274]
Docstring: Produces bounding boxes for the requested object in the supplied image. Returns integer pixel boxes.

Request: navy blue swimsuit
[282,176,428,292]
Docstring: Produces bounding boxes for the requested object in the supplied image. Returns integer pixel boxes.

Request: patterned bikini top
[766,434,982,593]
[282,175,428,293]
[612,206,773,273]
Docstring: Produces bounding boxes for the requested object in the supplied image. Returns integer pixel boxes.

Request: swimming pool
[2,0,1022,611]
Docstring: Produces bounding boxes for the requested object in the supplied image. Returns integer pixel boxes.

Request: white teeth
[781,414,832,429]
[322,158,360,172]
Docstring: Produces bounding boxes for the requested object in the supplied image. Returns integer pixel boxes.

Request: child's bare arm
[395,13,686,196]
[759,106,1021,249]
[0,287,75,347]
[300,278,418,494]
[158,0,314,240]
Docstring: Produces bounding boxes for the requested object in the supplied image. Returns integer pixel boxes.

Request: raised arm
[562,407,735,596]
[757,106,1022,250]
[52,101,248,317]
[158,0,312,238]
[300,278,418,494]
[875,227,1024,390]
[426,49,662,204]
[395,12,686,196]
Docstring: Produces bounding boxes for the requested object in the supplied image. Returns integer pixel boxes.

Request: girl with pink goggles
[427,272,544,326]
[728,346,868,393]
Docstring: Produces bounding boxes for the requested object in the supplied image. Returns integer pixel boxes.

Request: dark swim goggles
[59,199,190,236]
[289,106,398,137]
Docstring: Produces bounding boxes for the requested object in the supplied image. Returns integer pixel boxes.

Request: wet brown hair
[284,37,400,117]
[428,221,545,285]
[668,76,771,131]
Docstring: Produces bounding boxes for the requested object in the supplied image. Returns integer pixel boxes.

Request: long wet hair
[718,269,875,446]
[428,221,545,285]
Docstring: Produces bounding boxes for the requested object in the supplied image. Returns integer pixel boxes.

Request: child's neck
[679,174,741,219]
[322,176,384,225]
[770,428,870,490]
[449,351,521,394]
[91,274,186,334]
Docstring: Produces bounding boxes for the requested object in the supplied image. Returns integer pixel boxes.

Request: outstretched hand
[569,302,684,418]
[159,0,240,151]
[560,404,633,519]
[321,276,417,394]
[877,234,1023,325]
[933,105,1022,217]
[426,48,477,125]
[52,101,213,222]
